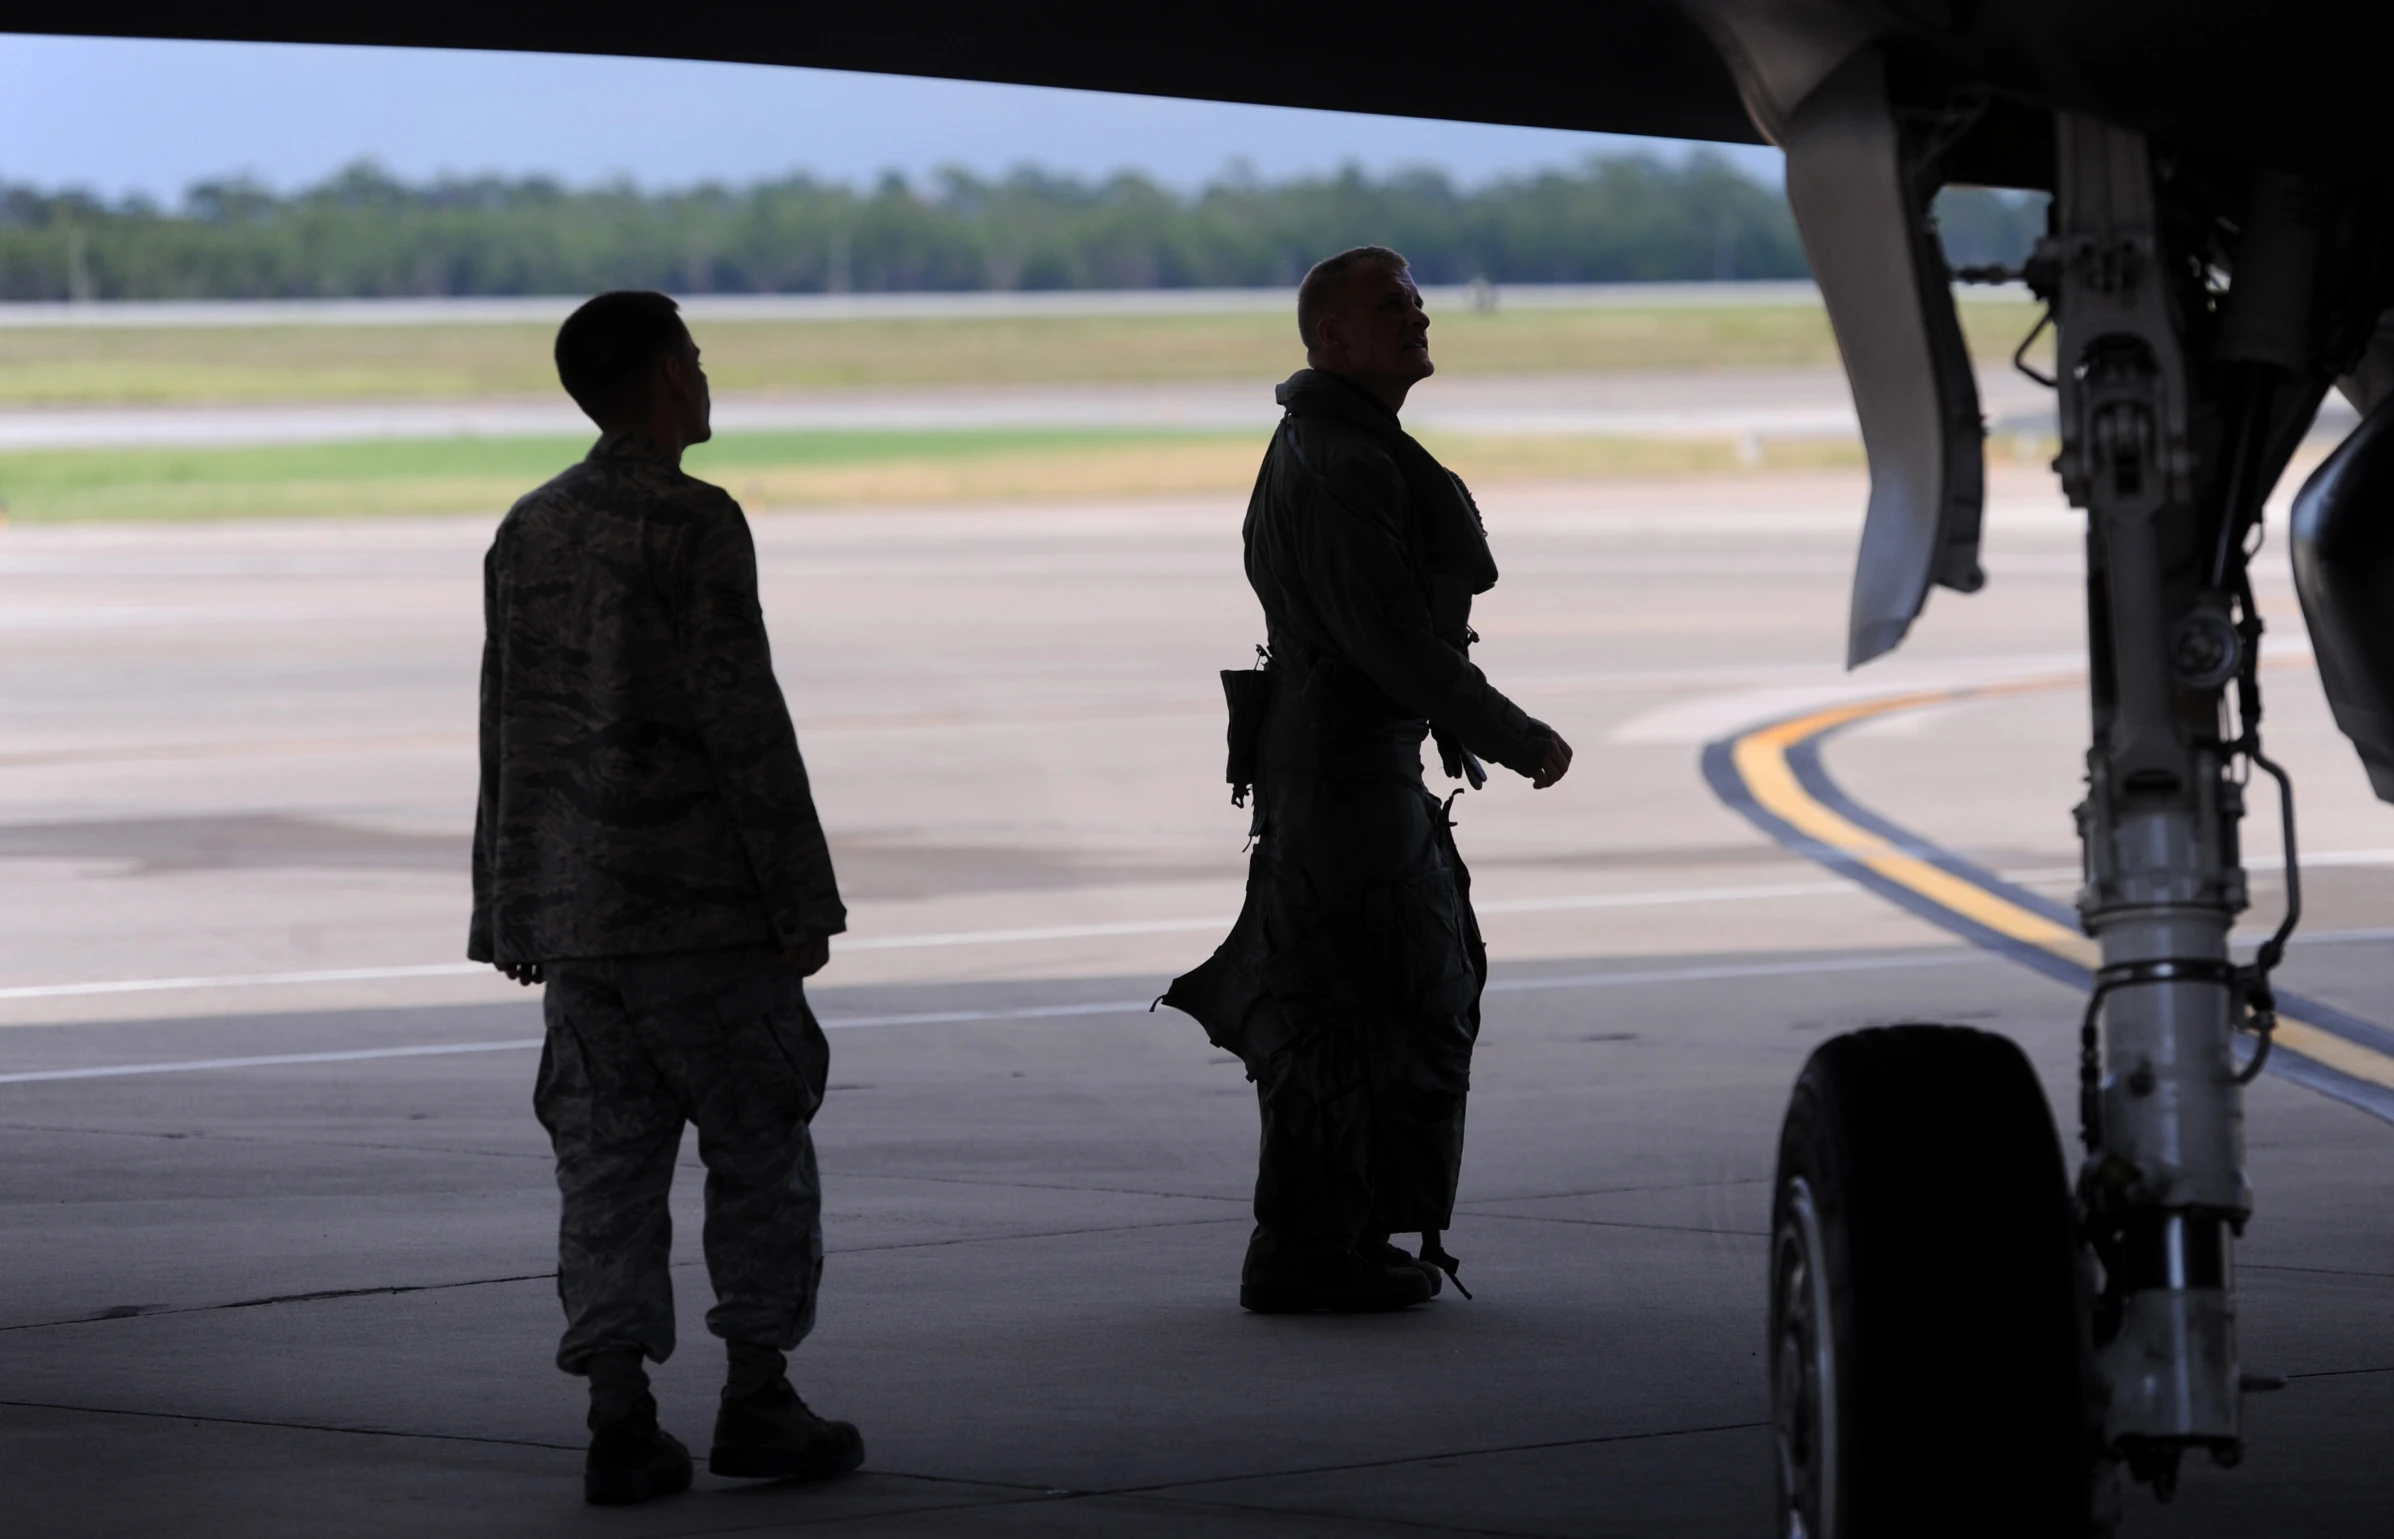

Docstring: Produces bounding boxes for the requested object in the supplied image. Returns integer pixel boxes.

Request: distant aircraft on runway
[17,4,2394,1533]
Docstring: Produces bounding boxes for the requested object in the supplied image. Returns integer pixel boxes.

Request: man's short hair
[1297,246,1410,352]
[555,291,687,419]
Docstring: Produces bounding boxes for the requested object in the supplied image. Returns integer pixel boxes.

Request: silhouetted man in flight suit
[471,291,862,1504]
[1167,248,1574,1312]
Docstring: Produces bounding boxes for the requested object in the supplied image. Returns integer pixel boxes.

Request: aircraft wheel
[1769,1025,2096,1539]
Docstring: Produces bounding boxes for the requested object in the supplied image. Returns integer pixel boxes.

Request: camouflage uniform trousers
[535,946,828,1373]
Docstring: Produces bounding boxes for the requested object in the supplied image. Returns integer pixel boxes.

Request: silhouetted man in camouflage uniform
[470,290,861,1505]
[1165,248,1574,1313]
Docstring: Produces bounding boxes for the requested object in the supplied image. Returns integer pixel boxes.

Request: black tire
[1769,1025,2095,1539]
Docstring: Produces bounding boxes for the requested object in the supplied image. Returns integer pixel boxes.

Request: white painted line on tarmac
[837,916,1235,951]
[838,879,1868,954]
[0,952,2019,1083]
[820,999,1160,1030]
[0,1039,541,1084]
[1476,881,1853,915]
[1999,849,2394,886]
[44,932,2394,1083]
[828,952,2004,1028]
[1481,950,1997,995]
[0,963,488,1001]
[8,854,2386,1003]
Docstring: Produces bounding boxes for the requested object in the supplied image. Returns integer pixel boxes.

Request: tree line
[0,156,2045,301]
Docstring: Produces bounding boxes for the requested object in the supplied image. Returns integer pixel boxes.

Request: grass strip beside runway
[0,429,1867,522]
[0,298,2043,408]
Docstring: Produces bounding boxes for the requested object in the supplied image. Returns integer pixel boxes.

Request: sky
[0,34,1782,203]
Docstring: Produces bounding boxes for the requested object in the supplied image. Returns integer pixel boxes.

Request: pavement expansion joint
[820,1212,1254,1257]
[2282,1363,2394,1382]
[0,1395,578,1452]
[2242,1261,2394,1281]
[1458,1208,1771,1239]
[1105,1417,1774,1497]
[0,1270,557,1334]
[840,1168,1250,1204]
[1104,1490,1559,1539]
[1460,1174,1770,1204]
[652,1490,1101,1539]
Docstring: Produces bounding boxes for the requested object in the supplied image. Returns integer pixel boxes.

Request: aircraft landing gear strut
[2051,113,2269,1496]
[1762,98,2373,1536]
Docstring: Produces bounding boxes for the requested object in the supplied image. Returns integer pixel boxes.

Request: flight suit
[1165,369,1552,1274]
[471,431,844,1372]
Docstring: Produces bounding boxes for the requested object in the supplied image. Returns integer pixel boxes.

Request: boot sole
[1239,1282,1430,1314]
[709,1440,866,1481]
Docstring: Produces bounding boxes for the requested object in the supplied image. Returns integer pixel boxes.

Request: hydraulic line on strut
[2225,571,2302,1085]
[2072,574,2301,1146]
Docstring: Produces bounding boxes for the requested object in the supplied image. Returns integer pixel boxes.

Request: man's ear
[655,349,693,404]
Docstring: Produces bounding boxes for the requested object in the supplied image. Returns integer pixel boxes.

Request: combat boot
[1368,1230,1473,1300]
[583,1394,693,1506]
[1371,1236,1441,1297]
[1240,1241,1435,1313]
[711,1378,866,1481]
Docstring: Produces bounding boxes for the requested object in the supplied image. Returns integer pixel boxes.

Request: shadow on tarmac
[0,948,2387,1535]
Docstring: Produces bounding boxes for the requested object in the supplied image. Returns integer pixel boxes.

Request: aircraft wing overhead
[10,3,2394,178]
[0,2,1763,146]
[20,2,2394,180]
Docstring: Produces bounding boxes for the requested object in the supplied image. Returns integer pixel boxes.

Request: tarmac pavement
[0,368,2064,450]
[1,463,2389,1534]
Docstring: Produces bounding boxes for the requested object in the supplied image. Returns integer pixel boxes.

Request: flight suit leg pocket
[1364,865,1478,1021]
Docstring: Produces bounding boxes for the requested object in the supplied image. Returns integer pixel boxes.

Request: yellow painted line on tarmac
[2266,1019,2394,1092]
[1726,677,2394,1096]
[1731,687,2097,965]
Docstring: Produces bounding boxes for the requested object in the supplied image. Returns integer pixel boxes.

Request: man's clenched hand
[780,932,831,977]
[1531,730,1574,790]
[498,960,544,987]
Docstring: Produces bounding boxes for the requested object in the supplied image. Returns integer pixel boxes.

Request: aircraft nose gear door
[1776,47,1986,668]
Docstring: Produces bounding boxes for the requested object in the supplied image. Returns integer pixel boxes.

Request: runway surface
[0,367,2066,450]
[1,463,2389,1534]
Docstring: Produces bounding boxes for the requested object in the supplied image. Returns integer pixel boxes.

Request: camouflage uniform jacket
[468,432,844,965]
